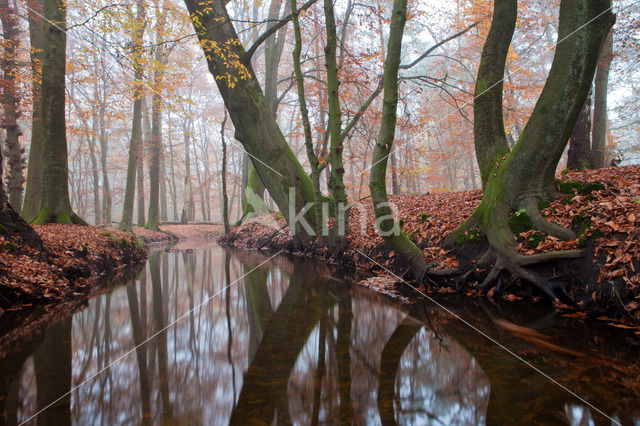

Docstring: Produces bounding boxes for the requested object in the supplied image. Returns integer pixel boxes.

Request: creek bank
[0,224,147,312]
[221,165,640,328]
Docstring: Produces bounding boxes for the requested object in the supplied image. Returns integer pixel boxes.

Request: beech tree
[183,0,320,242]
[444,0,614,297]
[369,0,431,281]
[22,0,45,220]
[32,0,85,225]
[120,0,147,232]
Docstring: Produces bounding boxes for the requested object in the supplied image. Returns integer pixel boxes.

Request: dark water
[1,241,639,425]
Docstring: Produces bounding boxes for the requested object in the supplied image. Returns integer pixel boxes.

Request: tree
[120,0,147,233]
[31,0,85,225]
[145,0,168,232]
[445,0,614,297]
[22,0,45,221]
[1,0,25,211]
[567,92,592,170]
[184,0,320,242]
[220,111,230,233]
[592,28,613,168]
[369,0,430,282]
[0,141,42,250]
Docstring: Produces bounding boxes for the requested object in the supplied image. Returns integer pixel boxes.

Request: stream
[0,240,639,425]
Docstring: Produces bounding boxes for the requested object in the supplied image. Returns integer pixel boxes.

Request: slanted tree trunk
[22,0,45,221]
[1,0,25,211]
[591,28,613,168]
[445,0,614,299]
[119,0,146,232]
[370,0,429,281]
[32,0,85,225]
[239,0,285,223]
[184,0,320,242]
[567,91,592,170]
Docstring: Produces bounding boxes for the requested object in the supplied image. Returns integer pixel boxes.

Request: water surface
[1,241,639,425]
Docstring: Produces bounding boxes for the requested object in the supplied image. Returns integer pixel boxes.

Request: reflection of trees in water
[394,326,490,425]
[3,244,639,424]
[34,317,72,426]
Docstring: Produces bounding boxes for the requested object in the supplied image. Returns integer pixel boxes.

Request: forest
[1,0,640,422]
[1,0,638,305]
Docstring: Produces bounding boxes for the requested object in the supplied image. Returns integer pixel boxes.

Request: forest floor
[0,225,148,313]
[133,223,223,244]
[0,222,223,315]
[222,165,640,329]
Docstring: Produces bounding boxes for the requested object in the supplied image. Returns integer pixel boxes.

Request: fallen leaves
[224,165,640,324]
[0,224,147,310]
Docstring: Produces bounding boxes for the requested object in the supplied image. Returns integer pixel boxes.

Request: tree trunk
[239,0,284,223]
[180,117,195,223]
[370,0,428,281]
[145,3,168,231]
[567,91,592,170]
[98,107,112,225]
[292,0,325,233]
[1,0,25,211]
[22,0,45,221]
[591,28,612,168]
[32,0,85,225]
[138,97,151,226]
[160,150,168,222]
[119,0,146,232]
[324,0,348,243]
[221,111,230,234]
[472,0,515,187]
[446,0,614,298]
[184,0,320,242]
[0,148,42,250]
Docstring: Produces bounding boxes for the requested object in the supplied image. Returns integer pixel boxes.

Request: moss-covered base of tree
[30,208,88,226]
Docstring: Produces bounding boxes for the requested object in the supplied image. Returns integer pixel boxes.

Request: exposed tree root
[522,197,576,240]
[447,205,585,304]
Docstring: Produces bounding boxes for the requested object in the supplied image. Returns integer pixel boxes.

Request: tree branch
[399,22,478,70]
[244,0,319,62]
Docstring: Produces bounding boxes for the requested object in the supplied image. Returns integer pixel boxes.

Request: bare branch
[400,22,478,70]
[244,0,319,62]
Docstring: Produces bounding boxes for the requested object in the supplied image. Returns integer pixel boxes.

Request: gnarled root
[477,231,584,303]
[522,197,576,240]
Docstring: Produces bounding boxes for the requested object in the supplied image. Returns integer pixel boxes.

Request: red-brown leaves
[0,224,147,310]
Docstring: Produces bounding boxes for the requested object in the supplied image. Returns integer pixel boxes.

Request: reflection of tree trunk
[230,264,335,424]
[377,318,421,425]
[0,335,42,425]
[33,317,72,426]
[337,295,353,422]
[126,281,151,423]
[311,309,327,426]
[242,263,273,362]
[150,253,173,422]
[224,253,237,402]
[439,304,568,424]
